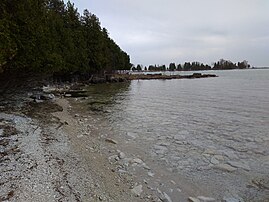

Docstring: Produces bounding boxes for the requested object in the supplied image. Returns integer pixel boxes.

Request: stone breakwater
[126,73,217,80]
[81,73,218,84]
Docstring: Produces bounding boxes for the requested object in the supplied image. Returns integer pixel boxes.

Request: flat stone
[108,155,119,161]
[143,164,151,170]
[34,99,44,103]
[203,149,219,155]
[254,137,263,143]
[210,157,220,165]
[148,171,155,177]
[227,161,250,171]
[131,185,143,196]
[175,140,183,145]
[161,192,173,202]
[197,196,216,201]
[222,196,244,202]
[105,138,118,144]
[214,164,237,172]
[260,156,269,165]
[263,136,269,141]
[170,180,176,185]
[131,158,143,164]
[126,132,138,139]
[188,197,200,202]
[154,145,168,154]
[223,151,239,159]
[214,155,225,161]
[173,134,185,140]
[245,137,254,142]
[157,141,171,146]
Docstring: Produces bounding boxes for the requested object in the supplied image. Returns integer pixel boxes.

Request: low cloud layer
[71,0,269,66]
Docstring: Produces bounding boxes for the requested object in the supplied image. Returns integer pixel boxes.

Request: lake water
[84,69,269,201]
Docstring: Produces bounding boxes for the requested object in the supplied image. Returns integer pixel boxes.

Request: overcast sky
[68,0,269,67]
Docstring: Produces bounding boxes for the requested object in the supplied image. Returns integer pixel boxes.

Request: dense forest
[0,0,131,78]
[132,59,250,72]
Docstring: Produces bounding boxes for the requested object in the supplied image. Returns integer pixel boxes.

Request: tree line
[0,0,131,77]
[132,59,250,71]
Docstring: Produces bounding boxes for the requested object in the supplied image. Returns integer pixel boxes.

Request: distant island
[132,59,250,72]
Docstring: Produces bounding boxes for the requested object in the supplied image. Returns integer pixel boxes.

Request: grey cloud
[69,0,269,66]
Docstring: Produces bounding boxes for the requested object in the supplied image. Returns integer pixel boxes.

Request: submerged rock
[227,161,250,171]
[210,157,220,165]
[222,196,245,202]
[214,164,237,172]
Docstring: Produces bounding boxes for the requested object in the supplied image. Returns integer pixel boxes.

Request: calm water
[85,69,269,200]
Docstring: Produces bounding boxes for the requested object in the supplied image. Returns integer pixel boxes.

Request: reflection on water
[86,82,131,112]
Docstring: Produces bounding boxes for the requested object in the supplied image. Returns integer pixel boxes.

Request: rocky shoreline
[88,73,217,84]
[126,73,217,80]
[0,90,157,201]
[1,83,268,202]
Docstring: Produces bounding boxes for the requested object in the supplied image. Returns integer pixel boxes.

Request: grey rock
[203,149,219,155]
[34,99,44,103]
[223,151,239,159]
[64,94,72,97]
[108,155,119,161]
[77,134,84,138]
[197,196,216,201]
[188,197,200,202]
[157,141,171,146]
[222,196,244,202]
[210,157,220,165]
[161,192,172,202]
[147,171,155,177]
[126,132,138,139]
[131,158,143,164]
[143,164,151,170]
[118,152,126,159]
[227,161,250,171]
[31,93,55,100]
[154,145,168,155]
[131,185,143,196]
[214,164,237,172]
[261,156,269,165]
[105,138,118,144]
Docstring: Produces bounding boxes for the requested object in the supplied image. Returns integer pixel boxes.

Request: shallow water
[85,69,269,201]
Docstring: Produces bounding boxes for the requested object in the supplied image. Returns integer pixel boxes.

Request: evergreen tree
[168,63,176,71]
[0,0,131,76]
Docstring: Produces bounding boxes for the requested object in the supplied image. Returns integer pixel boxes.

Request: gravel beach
[0,94,158,201]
